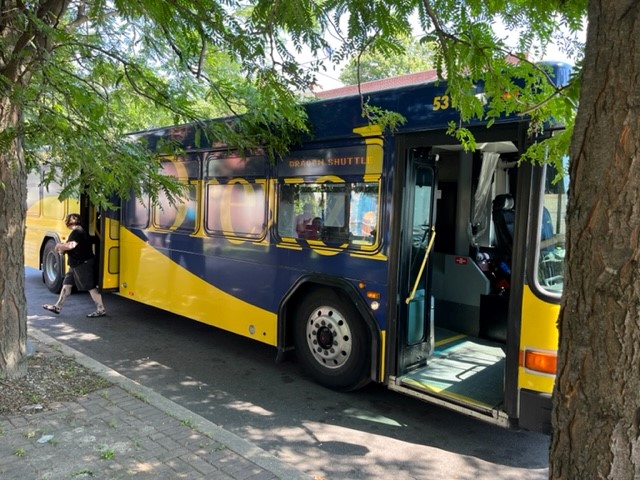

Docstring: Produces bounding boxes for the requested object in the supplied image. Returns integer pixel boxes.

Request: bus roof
[130,61,572,153]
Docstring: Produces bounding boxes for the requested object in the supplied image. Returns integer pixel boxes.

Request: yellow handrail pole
[405,228,436,304]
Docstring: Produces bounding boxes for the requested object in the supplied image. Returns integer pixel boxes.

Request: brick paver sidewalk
[0,329,307,480]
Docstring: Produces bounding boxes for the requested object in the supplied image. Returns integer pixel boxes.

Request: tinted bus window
[123,195,149,228]
[154,184,198,232]
[204,152,267,239]
[205,181,267,238]
[153,158,199,232]
[205,152,266,178]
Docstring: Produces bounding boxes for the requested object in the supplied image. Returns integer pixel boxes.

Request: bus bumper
[519,389,552,434]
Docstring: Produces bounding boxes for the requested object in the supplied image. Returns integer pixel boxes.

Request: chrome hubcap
[305,305,352,369]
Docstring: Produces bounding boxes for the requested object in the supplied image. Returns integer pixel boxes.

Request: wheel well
[277,277,381,378]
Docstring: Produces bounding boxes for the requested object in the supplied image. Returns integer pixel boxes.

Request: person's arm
[296,215,308,234]
[55,240,77,253]
[55,229,79,253]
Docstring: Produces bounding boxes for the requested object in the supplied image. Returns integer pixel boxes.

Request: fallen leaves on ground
[0,351,111,415]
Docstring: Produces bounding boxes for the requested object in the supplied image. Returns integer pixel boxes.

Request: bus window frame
[526,164,564,303]
[201,151,270,241]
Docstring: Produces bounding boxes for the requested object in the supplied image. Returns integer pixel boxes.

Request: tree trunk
[0,0,72,380]
[550,0,640,478]
[0,98,28,379]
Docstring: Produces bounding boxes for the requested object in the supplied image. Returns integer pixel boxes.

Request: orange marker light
[366,291,381,300]
[522,350,557,375]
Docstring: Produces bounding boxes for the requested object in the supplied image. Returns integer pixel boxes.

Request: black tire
[42,239,64,293]
[294,288,371,391]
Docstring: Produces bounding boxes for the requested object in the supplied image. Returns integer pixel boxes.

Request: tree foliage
[321,0,582,169]
[338,35,436,85]
[0,0,330,381]
[2,0,333,209]
[2,0,586,205]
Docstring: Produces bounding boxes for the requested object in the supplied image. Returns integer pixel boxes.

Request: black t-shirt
[66,227,94,267]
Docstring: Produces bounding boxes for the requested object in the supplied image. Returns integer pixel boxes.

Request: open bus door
[395,148,437,375]
[80,199,120,291]
[390,140,514,428]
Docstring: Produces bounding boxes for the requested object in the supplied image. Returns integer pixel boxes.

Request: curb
[28,327,308,480]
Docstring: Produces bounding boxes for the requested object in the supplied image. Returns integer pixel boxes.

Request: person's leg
[55,285,73,308]
[87,288,106,317]
[43,272,74,314]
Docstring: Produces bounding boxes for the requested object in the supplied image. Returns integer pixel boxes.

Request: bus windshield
[537,162,568,294]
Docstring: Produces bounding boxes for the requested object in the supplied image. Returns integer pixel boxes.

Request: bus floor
[399,327,506,412]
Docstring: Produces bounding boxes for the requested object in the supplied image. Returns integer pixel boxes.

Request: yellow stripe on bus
[118,228,278,347]
[434,334,466,348]
[401,377,498,410]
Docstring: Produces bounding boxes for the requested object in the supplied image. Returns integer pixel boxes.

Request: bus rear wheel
[42,239,64,293]
[295,288,370,391]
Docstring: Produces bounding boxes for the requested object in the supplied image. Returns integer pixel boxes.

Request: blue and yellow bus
[25,64,569,432]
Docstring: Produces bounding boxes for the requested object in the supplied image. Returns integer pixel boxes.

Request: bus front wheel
[42,239,64,293]
[295,288,371,391]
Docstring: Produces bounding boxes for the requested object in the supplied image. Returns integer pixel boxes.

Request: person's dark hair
[65,213,81,227]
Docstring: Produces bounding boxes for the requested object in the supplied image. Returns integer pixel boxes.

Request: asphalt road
[25,267,550,480]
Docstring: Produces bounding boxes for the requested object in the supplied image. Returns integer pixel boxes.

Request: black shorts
[63,258,96,291]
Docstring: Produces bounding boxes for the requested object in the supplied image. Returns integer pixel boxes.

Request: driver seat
[492,194,515,258]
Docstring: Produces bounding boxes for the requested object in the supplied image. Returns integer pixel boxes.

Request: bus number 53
[433,95,450,111]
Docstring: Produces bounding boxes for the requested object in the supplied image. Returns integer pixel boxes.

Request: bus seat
[492,194,515,257]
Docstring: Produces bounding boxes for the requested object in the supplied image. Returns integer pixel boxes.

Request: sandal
[43,304,61,315]
[87,310,106,318]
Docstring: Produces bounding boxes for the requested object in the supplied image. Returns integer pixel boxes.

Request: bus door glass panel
[398,150,436,374]
[81,201,120,292]
[407,166,435,344]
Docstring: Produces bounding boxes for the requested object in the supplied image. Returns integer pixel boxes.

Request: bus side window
[277,180,380,247]
[123,194,149,229]
[349,187,378,244]
[27,171,42,217]
[153,183,198,232]
[204,152,268,240]
[205,181,267,238]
